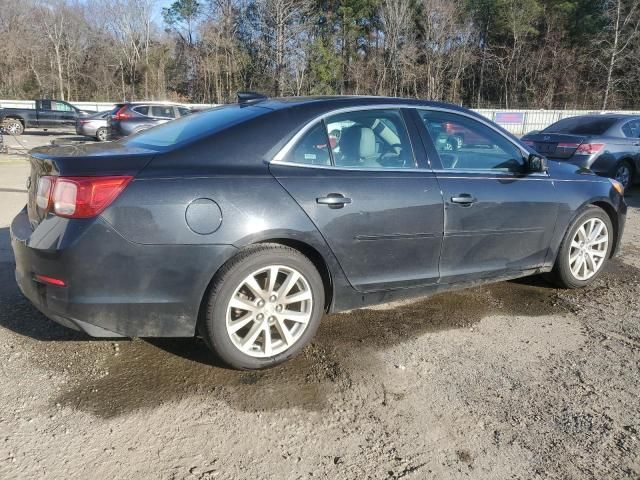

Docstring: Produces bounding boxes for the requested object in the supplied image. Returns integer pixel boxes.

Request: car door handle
[317,193,352,209]
[451,194,477,205]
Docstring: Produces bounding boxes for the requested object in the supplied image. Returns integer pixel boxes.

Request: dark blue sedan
[10,96,627,369]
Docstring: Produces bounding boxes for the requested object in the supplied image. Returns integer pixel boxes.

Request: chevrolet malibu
[11,96,627,369]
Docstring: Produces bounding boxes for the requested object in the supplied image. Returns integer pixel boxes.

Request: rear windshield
[122,105,267,151]
[543,117,618,135]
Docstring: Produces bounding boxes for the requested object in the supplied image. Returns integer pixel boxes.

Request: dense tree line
[0,0,638,109]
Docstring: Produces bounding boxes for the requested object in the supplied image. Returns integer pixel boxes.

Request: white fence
[2,99,639,136]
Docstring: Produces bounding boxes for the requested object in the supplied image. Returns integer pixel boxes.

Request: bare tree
[600,0,640,109]
[256,0,310,96]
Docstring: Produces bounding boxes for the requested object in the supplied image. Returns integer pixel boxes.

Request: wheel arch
[590,200,620,259]
[3,115,25,126]
[196,238,335,333]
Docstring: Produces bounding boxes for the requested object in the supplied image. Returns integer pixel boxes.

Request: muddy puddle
[1,258,637,419]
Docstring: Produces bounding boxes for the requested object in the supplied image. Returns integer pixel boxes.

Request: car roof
[254,95,471,113]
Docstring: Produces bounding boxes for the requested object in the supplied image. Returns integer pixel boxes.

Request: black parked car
[0,99,94,136]
[522,114,640,190]
[11,96,626,369]
[108,102,192,139]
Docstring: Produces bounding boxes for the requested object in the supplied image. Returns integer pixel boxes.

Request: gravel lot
[0,150,639,479]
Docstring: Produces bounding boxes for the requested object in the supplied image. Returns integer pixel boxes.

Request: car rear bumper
[10,207,237,338]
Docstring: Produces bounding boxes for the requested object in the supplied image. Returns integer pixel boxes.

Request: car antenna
[237,92,268,105]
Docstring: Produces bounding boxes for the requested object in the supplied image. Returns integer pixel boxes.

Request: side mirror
[526,153,548,173]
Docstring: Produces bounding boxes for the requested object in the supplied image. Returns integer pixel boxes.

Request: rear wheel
[3,118,24,136]
[613,160,633,190]
[549,206,612,288]
[95,127,108,142]
[199,244,325,370]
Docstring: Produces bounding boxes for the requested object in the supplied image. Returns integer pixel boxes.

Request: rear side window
[151,106,176,118]
[132,105,149,116]
[123,105,267,151]
[622,120,640,138]
[284,108,415,169]
[178,107,191,117]
[288,123,332,166]
[543,117,618,135]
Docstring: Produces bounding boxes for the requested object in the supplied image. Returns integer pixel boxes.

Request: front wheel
[199,244,325,369]
[549,206,613,288]
[3,118,24,136]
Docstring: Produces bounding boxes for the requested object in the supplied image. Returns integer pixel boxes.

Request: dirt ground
[0,151,639,479]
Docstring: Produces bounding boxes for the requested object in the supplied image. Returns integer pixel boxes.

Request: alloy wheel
[225,265,313,358]
[96,128,108,142]
[568,218,609,281]
[4,121,22,135]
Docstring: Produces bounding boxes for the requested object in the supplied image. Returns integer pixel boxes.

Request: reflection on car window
[419,110,523,172]
[288,122,331,166]
[325,109,415,169]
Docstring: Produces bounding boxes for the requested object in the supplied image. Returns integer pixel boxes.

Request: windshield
[122,104,268,151]
[543,117,618,135]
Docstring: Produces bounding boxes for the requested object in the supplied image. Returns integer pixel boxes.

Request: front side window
[419,110,524,172]
[52,101,73,112]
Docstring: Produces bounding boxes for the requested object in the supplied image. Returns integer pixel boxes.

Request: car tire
[198,244,325,370]
[3,118,24,136]
[613,160,633,190]
[95,127,108,142]
[548,206,613,289]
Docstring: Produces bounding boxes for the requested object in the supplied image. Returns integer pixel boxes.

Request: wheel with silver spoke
[3,119,24,136]
[226,265,313,358]
[568,218,608,281]
[550,206,613,288]
[199,244,324,369]
[96,127,108,142]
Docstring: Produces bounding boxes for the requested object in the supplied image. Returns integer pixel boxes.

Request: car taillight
[113,106,132,120]
[36,176,55,210]
[49,176,132,218]
[575,143,604,155]
[522,140,534,146]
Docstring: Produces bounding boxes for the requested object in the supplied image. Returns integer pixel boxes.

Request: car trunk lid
[26,141,155,227]
[522,133,589,159]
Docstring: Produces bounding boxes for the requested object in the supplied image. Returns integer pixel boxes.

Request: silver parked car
[75,109,114,142]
